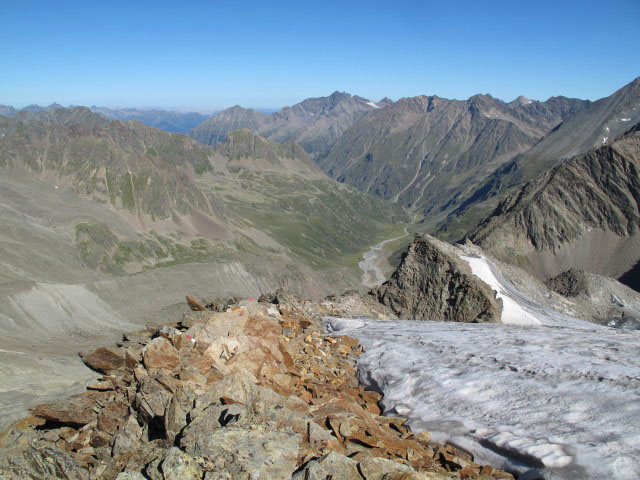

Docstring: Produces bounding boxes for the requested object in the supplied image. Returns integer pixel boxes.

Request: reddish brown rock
[29,392,106,427]
[186,295,206,311]
[244,315,282,338]
[80,347,125,375]
[97,402,129,435]
[143,337,180,373]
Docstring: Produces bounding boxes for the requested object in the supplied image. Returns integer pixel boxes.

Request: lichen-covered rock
[0,441,90,480]
[375,234,502,322]
[294,451,361,480]
[158,447,202,480]
[182,426,301,479]
[359,456,416,479]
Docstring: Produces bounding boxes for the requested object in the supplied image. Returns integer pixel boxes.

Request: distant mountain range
[89,106,212,134]
[0,106,404,281]
[188,91,388,159]
[318,94,589,220]
[3,76,640,293]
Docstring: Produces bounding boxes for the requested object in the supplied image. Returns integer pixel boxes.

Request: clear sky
[1,0,639,109]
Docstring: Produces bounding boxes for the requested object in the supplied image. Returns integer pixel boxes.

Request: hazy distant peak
[510,95,534,106]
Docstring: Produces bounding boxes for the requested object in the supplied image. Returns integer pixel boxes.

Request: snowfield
[327,317,640,479]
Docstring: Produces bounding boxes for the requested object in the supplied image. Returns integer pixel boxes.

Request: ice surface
[327,317,640,479]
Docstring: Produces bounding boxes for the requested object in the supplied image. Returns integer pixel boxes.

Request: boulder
[116,473,147,480]
[358,457,415,479]
[29,392,106,428]
[294,451,361,480]
[143,337,180,373]
[545,268,588,297]
[112,415,143,457]
[0,441,90,479]
[159,447,203,480]
[81,347,126,374]
[182,426,301,480]
[97,401,129,435]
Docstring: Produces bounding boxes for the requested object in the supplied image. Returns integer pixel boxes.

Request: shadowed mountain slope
[466,122,640,289]
[439,76,640,241]
[318,93,588,224]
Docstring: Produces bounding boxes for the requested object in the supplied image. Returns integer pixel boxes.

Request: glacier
[327,317,640,479]
[327,254,640,479]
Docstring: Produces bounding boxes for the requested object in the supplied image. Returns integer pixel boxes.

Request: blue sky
[1,0,639,108]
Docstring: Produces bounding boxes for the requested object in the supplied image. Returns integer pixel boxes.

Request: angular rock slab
[182,426,301,479]
[294,451,361,480]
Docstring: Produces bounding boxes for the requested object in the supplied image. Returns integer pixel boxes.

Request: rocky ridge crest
[0,295,512,479]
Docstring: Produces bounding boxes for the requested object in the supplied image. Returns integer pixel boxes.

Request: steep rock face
[319,93,587,218]
[466,122,640,287]
[375,235,502,322]
[441,76,640,241]
[188,91,384,158]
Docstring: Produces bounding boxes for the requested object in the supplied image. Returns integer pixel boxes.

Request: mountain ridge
[188,91,386,158]
[465,121,640,288]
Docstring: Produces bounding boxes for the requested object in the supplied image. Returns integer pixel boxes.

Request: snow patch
[460,255,540,325]
[366,100,380,109]
[621,118,631,121]
[327,317,640,479]
[602,137,608,144]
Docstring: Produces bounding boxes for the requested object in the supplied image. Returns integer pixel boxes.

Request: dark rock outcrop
[546,269,589,297]
[375,235,502,322]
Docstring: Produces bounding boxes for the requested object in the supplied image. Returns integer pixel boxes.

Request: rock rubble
[0,295,513,479]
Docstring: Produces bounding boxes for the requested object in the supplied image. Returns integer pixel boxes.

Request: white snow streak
[366,100,381,109]
[460,255,540,325]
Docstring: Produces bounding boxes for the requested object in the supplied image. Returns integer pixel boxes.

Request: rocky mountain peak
[510,95,534,106]
[375,234,503,322]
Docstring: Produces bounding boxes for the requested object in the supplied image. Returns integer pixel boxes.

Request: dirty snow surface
[326,318,640,479]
